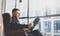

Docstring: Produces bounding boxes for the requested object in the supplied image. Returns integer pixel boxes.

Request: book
[30,16,40,31]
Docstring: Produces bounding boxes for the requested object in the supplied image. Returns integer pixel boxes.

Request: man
[12,8,43,36]
[12,8,33,29]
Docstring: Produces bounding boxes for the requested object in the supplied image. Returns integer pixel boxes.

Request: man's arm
[10,23,28,30]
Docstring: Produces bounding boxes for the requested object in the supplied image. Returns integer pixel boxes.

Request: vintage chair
[2,13,28,36]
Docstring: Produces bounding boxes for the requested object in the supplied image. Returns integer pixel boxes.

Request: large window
[4,0,60,36]
[5,0,60,24]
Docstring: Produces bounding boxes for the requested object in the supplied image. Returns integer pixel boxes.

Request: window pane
[29,0,46,17]
[47,0,56,15]
[56,0,60,14]
[19,0,28,17]
[54,20,60,33]
[5,0,15,15]
[19,19,27,24]
[44,21,51,32]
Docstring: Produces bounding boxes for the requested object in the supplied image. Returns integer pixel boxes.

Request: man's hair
[12,8,20,14]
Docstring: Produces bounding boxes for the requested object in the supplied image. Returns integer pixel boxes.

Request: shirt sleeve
[10,23,28,30]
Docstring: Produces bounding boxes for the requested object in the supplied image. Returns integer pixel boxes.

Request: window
[54,20,60,33]
[44,21,51,32]
[18,0,28,17]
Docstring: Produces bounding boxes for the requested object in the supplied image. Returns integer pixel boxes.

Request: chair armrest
[5,29,28,36]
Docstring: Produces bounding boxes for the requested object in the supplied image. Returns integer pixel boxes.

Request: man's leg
[31,30,43,36]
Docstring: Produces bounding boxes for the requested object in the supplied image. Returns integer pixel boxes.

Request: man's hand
[28,22,34,28]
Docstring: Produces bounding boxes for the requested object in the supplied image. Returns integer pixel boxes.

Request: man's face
[13,10,20,19]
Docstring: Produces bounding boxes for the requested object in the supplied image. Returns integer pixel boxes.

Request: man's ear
[12,12,15,16]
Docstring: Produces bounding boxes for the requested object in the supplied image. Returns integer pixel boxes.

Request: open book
[30,16,40,31]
